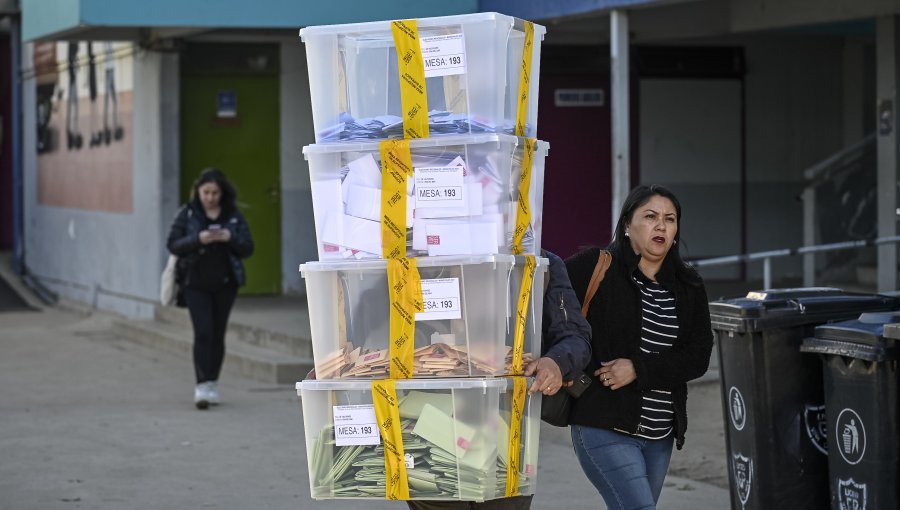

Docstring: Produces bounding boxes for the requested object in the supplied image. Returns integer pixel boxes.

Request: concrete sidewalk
[0,307,730,509]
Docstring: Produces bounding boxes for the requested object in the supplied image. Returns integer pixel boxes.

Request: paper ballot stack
[298,379,541,501]
[300,13,545,143]
[300,255,547,379]
[304,134,547,260]
[296,10,549,504]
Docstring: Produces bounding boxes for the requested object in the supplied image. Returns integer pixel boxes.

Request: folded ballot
[299,380,538,501]
[303,135,548,259]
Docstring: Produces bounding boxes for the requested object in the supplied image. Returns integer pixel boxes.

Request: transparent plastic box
[304,134,547,260]
[297,377,541,501]
[300,12,545,143]
[299,255,547,379]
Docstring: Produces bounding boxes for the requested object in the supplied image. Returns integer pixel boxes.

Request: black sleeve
[632,279,713,390]
[541,252,592,379]
[166,207,201,256]
[225,210,254,259]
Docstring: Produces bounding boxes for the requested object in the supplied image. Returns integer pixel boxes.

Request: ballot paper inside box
[297,378,542,501]
[300,13,545,143]
[299,255,548,379]
[303,134,547,260]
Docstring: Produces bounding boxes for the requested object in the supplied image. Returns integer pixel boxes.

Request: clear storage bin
[300,12,545,143]
[300,255,547,379]
[297,377,541,501]
[304,134,547,260]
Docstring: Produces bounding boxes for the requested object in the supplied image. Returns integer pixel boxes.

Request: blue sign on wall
[217,90,237,118]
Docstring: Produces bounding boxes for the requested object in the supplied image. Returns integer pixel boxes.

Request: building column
[610,9,630,232]
[876,16,899,292]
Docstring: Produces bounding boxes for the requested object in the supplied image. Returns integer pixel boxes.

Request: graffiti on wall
[33,41,134,213]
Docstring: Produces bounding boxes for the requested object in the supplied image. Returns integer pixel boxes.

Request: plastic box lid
[302,133,549,158]
[299,254,547,274]
[300,12,546,40]
[800,311,900,362]
[708,287,898,333]
[296,376,524,394]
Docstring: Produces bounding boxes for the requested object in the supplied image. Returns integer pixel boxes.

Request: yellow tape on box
[505,376,528,497]
[372,380,409,500]
[511,255,536,376]
[512,138,535,255]
[391,19,430,139]
[514,21,535,138]
[387,257,423,379]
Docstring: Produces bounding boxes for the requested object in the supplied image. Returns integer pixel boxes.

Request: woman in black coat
[565,185,713,509]
[167,168,253,409]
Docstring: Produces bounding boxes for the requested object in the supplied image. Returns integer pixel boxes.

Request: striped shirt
[630,271,677,440]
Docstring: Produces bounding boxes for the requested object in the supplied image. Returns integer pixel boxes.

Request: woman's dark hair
[609,184,698,282]
[190,167,237,214]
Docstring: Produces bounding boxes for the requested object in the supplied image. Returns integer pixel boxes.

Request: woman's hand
[215,228,232,242]
[199,230,216,245]
[595,358,636,390]
[199,229,231,244]
[525,357,569,395]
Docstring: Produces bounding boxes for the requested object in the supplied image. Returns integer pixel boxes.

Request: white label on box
[420,33,466,78]
[416,278,462,321]
[333,404,380,446]
[415,166,465,209]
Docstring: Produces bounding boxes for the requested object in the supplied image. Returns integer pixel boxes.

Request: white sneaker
[207,381,220,406]
[194,382,212,410]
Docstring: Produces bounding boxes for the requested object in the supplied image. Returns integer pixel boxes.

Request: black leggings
[184,285,238,384]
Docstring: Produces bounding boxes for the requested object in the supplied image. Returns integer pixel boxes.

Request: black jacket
[541,251,592,379]
[564,245,713,449]
[166,201,254,287]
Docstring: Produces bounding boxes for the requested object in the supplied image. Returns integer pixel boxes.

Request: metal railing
[690,235,900,290]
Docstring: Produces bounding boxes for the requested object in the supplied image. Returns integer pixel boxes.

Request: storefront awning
[22,0,478,41]
[478,0,695,21]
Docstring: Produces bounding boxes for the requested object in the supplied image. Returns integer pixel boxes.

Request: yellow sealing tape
[514,21,535,138]
[512,138,535,255]
[388,257,424,379]
[381,140,413,259]
[391,19,429,139]
[372,380,410,500]
[511,255,536,375]
[505,376,527,497]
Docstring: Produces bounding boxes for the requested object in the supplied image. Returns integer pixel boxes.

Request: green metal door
[180,44,281,294]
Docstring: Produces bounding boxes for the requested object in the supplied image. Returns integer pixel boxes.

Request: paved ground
[0,305,730,510]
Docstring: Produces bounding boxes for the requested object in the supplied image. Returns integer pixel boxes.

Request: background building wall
[639,35,845,281]
[23,44,171,318]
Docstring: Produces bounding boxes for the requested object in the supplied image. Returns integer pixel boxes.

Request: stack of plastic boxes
[295,13,549,502]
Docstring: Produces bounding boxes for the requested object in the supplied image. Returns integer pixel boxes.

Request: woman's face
[198,182,222,210]
[626,194,678,262]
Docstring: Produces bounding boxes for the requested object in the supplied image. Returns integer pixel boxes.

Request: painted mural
[33,41,134,213]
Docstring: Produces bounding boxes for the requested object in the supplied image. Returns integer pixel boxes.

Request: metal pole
[875,16,899,292]
[10,15,23,275]
[763,257,772,290]
[610,9,630,235]
[802,187,816,286]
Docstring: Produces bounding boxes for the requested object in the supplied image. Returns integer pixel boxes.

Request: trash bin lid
[800,311,900,362]
[708,288,897,333]
[883,322,900,340]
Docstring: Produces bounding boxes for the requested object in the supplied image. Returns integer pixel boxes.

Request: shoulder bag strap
[581,250,612,318]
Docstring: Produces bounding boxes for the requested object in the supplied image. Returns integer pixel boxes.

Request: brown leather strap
[581,250,611,318]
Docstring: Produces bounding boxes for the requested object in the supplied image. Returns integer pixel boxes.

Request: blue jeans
[571,425,674,510]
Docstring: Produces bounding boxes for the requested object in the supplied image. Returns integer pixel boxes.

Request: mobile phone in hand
[565,371,593,398]
[208,224,222,231]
